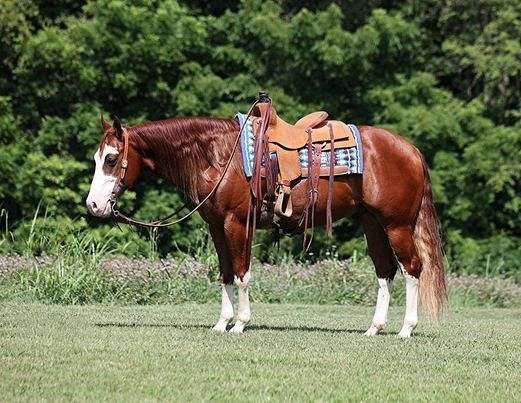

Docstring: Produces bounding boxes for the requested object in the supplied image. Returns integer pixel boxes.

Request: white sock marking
[229,271,251,333]
[398,270,419,338]
[365,278,393,336]
[211,284,234,332]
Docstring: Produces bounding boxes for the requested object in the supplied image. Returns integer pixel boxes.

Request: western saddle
[247,92,357,243]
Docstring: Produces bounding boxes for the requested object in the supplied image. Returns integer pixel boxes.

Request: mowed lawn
[1,303,520,402]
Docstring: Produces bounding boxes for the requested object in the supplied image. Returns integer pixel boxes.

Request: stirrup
[274,185,293,217]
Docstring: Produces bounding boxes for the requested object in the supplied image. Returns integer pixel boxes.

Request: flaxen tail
[414,157,447,320]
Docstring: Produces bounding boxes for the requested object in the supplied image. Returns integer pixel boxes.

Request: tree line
[0,0,520,278]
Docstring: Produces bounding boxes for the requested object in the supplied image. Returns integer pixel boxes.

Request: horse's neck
[129,118,237,201]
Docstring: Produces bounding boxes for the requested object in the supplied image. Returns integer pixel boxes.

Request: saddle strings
[326,122,335,237]
[245,98,272,263]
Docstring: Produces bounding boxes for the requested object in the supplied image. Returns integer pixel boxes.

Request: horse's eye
[105,154,118,167]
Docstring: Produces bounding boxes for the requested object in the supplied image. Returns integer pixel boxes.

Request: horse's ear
[112,115,123,140]
[100,113,111,132]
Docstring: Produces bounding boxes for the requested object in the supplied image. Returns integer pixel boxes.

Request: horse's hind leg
[361,214,399,336]
[386,225,421,338]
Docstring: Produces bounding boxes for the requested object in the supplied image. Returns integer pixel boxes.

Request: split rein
[109,104,259,228]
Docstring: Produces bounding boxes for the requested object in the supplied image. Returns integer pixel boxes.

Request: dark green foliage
[0,0,519,279]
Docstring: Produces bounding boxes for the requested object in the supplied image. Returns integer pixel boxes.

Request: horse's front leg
[209,224,235,332]
[212,284,235,332]
[224,214,251,333]
[230,270,251,333]
[361,214,398,336]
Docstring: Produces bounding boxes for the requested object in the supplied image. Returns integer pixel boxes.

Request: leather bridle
[108,125,194,228]
[110,128,130,204]
[108,104,258,228]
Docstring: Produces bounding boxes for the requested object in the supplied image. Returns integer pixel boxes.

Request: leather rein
[109,104,258,228]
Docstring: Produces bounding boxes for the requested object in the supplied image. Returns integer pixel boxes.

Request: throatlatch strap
[111,128,130,199]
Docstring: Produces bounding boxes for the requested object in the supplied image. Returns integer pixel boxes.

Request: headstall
[108,104,256,228]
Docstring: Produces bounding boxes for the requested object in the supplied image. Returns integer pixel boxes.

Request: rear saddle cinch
[237,92,363,238]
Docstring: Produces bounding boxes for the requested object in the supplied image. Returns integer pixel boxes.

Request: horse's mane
[128,117,239,201]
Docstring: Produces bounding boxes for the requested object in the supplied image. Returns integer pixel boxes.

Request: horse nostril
[91,201,98,210]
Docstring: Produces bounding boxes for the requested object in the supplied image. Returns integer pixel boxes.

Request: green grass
[1,303,520,401]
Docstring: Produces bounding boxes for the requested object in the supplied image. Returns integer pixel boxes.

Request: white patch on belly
[86,145,118,217]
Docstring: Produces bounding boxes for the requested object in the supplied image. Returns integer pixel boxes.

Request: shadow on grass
[94,322,433,338]
[248,324,366,334]
[95,321,368,334]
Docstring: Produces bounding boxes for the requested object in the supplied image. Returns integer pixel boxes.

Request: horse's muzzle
[86,198,112,218]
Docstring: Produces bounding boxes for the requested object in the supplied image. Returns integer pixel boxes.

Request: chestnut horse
[86,113,446,337]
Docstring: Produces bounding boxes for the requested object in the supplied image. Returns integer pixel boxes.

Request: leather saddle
[250,101,357,218]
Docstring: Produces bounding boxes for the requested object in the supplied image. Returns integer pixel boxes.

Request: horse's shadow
[94,322,431,337]
[95,322,366,335]
[248,324,365,334]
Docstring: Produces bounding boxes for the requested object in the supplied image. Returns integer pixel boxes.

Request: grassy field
[1,303,520,401]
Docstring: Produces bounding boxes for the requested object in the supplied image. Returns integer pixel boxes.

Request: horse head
[86,114,143,218]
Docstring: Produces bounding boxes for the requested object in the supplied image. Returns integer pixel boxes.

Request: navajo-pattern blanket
[235,113,364,178]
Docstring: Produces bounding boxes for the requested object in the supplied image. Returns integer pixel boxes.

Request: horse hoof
[364,324,383,336]
[211,325,226,333]
[211,321,228,333]
[397,328,413,338]
[397,322,416,338]
[228,322,247,333]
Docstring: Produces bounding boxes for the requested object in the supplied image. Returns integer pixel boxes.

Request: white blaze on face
[86,145,118,218]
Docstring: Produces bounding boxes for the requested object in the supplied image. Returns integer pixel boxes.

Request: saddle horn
[258,90,271,103]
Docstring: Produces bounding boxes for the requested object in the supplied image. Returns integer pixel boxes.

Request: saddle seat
[294,111,329,130]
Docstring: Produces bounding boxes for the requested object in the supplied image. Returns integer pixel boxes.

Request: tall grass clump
[5,231,114,304]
